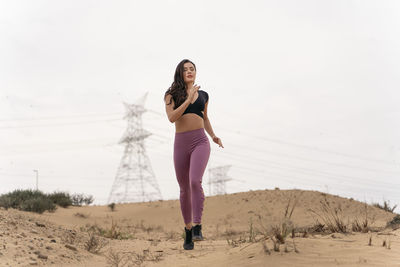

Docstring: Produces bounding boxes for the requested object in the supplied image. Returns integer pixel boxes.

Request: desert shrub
[387,215,400,229]
[373,201,397,213]
[105,248,127,267]
[0,195,13,210]
[74,212,89,218]
[48,191,72,208]
[0,189,55,213]
[108,202,116,211]
[351,202,375,233]
[0,189,45,209]
[0,189,93,213]
[82,221,132,240]
[309,196,347,233]
[71,193,94,206]
[84,231,109,254]
[19,197,56,214]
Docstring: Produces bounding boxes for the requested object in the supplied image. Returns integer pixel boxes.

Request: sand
[1,189,399,266]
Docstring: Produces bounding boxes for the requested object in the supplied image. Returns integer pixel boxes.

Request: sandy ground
[1,189,399,266]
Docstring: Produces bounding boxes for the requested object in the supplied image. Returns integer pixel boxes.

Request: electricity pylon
[108,93,162,203]
[208,165,232,196]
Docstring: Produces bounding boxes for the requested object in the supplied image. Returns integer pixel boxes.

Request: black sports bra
[182,90,209,119]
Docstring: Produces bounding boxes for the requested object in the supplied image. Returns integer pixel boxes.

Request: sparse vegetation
[60,229,80,245]
[226,194,301,254]
[387,214,400,229]
[105,248,128,267]
[131,249,163,265]
[108,202,116,211]
[351,203,375,233]
[74,212,89,218]
[134,220,163,233]
[84,231,109,254]
[373,200,397,213]
[165,230,179,241]
[71,193,94,206]
[257,195,298,248]
[47,191,72,208]
[0,189,95,214]
[81,220,133,240]
[226,235,247,248]
[0,190,56,213]
[105,248,163,267]
[309,198,378,234]
[309,196,347,233]
[248,217,256,242]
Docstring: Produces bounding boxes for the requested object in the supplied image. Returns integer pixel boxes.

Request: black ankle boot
[192,224,204,241]
[183,227,194,250]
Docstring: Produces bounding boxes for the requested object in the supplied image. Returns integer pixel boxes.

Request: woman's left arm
[203,101,224,148]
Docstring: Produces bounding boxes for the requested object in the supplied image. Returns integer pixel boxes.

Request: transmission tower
[208,165,232,196]
[108,93,162,204]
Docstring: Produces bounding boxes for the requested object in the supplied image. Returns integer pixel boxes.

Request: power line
[0,118,123,129]
[143,124,400,175]
[2,107,397,168]
[0,112,124,122]
[221,142,400,176]
[213,150,400,188]
[218,126,397,166]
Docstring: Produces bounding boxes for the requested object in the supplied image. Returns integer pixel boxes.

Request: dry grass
[81,220,133,240]
[129,249,163,266]
[373,200,397,213]
[261,239,271,255]
[134,220,163,234]
[74,212,89,218]
[223,226,250,248]
[309,198,379,234]
[225,193,301,254]
[351,203,375,233]
[105,248,128,267]
[257,195,299,247]
[309,196,347,233]
[387,215,400,230]
[61,229,79,244]
[84,231,108,254]
[164,230,180,241]
[248,217,256,243]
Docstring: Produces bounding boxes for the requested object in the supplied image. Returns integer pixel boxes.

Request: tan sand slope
[1,189,399,266]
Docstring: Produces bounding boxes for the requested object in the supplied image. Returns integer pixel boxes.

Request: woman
[164,59,224,250]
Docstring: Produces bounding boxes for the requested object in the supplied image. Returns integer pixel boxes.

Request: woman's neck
[185,81,194,89]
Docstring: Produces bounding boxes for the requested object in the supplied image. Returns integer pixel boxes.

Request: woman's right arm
[165,85,199,123]
[164,94,191,123]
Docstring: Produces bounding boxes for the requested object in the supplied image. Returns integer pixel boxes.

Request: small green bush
[48,191,72,208]
[0,195,13,210]
[387,215,400,228]
[108,203,116,212]
[19,197,56,214]
[71,193,94,206]
[0,189,47,210]
[0,189,94,213]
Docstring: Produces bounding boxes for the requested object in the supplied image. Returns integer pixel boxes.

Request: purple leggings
[174,128,210,225]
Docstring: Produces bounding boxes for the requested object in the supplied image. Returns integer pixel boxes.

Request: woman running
[164,59,224,250]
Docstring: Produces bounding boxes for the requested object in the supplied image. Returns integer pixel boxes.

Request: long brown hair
[164,59,196,109]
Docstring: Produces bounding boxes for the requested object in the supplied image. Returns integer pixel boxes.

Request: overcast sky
[1,0,399,208]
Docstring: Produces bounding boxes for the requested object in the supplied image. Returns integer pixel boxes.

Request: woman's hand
[187,84,200,103]
[212,136,224,148]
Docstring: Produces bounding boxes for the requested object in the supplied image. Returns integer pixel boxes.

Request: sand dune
[1,189,399,266]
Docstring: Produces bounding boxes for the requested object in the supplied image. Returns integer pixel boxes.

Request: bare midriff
[175,113,204,133]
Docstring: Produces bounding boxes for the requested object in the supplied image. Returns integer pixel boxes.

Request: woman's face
[183,62,196,84]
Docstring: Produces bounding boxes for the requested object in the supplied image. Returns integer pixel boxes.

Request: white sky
[1,0,399,208]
